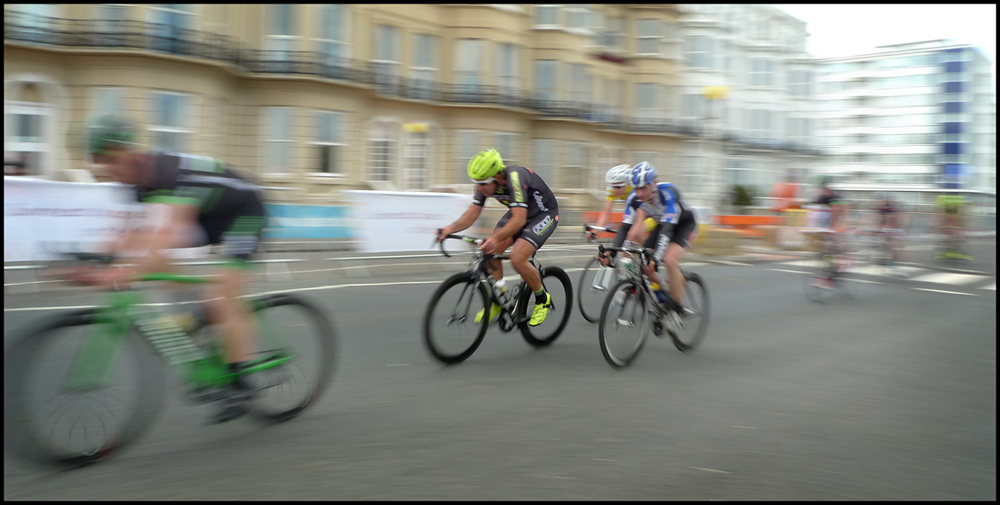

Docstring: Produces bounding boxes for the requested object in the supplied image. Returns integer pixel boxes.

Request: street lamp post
[701,85,729,214]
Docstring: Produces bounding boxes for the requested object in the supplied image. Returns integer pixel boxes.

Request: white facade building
[815,40,996,210]
[677,4,820,210]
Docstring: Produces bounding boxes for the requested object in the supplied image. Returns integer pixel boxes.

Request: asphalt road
[4,243,996,500]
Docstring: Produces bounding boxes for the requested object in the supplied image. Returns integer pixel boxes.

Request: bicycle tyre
[422,271,490,364]
[803,251,836,304]
[578,255,611,323]
[4,309,166,469]
[598,279,649,368]
[519,266,573,347]
[669,272,710,353]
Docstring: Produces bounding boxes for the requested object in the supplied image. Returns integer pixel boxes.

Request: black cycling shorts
[193,199,265,263]
[645,211,698,256]
[494,209,559,250]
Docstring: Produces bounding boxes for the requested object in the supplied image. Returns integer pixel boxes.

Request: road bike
[801,229,855,303]
[596,244,709,368]
[4,252,338,469]
[422,233,573,365]
[577,224,625,323]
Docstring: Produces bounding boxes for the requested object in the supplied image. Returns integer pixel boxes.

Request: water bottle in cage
[492,278,509,305]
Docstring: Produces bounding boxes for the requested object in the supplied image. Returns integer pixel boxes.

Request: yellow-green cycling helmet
[467,148,505,182]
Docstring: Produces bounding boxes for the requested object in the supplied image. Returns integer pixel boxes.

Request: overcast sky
[773,4,996,88]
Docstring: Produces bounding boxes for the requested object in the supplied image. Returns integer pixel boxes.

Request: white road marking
[981,283,995,291]
[710,260,751,266]
[692,467,730,474]
[768,269,809,275]
[912,287,977,296]
[781,259,823,268]
[909,272,987,286]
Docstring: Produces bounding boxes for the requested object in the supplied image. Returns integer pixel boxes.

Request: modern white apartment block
[677,4,820,210]
[815,39,996,208]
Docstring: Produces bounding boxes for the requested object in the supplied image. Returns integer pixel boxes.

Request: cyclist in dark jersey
[437,149,558,326]
[82,115,265,424]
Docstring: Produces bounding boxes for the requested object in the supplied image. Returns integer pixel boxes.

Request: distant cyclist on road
[437,149,559,327]
[808,177,850,289]
[80,115,267,424]
[935,192,972,260]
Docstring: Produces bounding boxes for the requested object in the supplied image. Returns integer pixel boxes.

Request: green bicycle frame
[65,272,293,393]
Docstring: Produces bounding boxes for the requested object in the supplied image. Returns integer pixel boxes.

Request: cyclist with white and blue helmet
[588,164,657,244]
[601,161,698,316]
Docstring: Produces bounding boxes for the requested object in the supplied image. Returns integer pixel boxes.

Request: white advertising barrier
[343,190,474,254]
[4,177,148,262]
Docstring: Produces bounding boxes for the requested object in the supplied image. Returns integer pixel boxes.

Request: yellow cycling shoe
[475,303,503,324]
[529,293,552,327]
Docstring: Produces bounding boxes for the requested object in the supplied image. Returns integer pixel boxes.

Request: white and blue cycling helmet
[629,161,657,188]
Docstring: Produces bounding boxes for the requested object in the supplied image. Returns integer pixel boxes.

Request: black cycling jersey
[815,193,843,207]
[472,165,558,219]
[135,152,265,259]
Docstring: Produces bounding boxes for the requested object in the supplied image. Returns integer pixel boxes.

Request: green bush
[732,185,755,207]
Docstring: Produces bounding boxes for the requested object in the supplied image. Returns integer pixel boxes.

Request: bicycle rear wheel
[422,271,491,364]
[247,294,338,423]
[803,251,837,303]
[4,309,166,468]
[669,272,710,353]
[520,266,573,347]
[578,256,613,323]
[599,279,650,368]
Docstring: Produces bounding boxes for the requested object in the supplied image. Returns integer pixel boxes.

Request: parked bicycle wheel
[423,271,491,364]
[599,279,650,368]
[247,294,338,423]
[4,309,166,468]
[577,256,615,323]
[519,266,573,347]
[668,272,710,353]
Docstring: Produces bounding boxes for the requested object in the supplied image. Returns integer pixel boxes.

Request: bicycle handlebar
[433,229,484,258]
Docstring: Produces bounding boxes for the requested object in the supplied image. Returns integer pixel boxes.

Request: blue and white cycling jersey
[621,182,691,226]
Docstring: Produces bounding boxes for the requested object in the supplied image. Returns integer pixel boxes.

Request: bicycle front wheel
[520,266,573,347]
[4,309,166,469]
[578,256,614,323]
[247,294,338,423]
[803,251,837,304]
[422,271,491,364]
[669,272,710,353]
[599,279,650,368]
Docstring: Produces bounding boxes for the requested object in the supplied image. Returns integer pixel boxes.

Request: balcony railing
[4,13,823,155]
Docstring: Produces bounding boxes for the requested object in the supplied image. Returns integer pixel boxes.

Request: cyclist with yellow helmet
[437,149,559,326]
[587,164,657,244]
[935,193,971,260]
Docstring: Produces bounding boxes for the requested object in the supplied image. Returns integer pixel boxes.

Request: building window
[534,60,558,105]
[681,155,701,195]
[789,70,812,97]
[312,110,345,174]
[635,83,658,123]
[316,5,351,77]
[455,39,483,98]
[682,93,703,119]
[495,132,518,165]
[411,34,438,100]
[403,130,430,190]
[96,4,128,44]
[150,92,191,154]
[456,130,480,182]
[685,36,712,69]
[569,63,590,106]
[533,139,555,183]
[4,102,50,176]
[263,107,292,173]
[564,142,588,189]
[93,87,124,117]
[535,5,560,27]
[567,4,591,31]
[372,25,400,94]
[369,121,396,184]
[589,8,606,46]
[751,109,770,139]
[635,19,661,56]
[751,58,773,86]
[497,43,519,101]
[608,15,626,52]
[148,4,194,55]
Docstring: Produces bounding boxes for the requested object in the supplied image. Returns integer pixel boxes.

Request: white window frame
[535,5,561,28]
[564,141,588,189]
[533,139,555,183]
[685,35,712,69]
[634,83,657,123]
[569,63,590,105]
[149,91,193,154]
[403,129,430,190]
[262,107,293,174]
[315,5,351,67]
[368,121,398,185]
[495,132,518,166]
[310,110,346,176]
[411,34,438,100]
[751,58,773,87]
[147,4,196,53]
[566,4,592,33]
[534,60,559,104]
[96,4,129,33]
[4,101,52,176]
[635,19,661,56]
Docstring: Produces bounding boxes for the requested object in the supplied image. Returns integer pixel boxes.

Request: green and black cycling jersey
[472,165,559,219]
[134,152,265,260]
